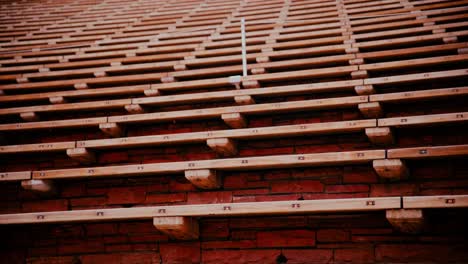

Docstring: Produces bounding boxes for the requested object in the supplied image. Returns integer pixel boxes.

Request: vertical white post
[241,17,248,77]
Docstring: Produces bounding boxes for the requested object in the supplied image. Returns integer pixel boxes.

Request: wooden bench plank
[360,54,468,72]
[0,197,401,224]
[134,79,362,106]
[0,72,165,91]
[78,119,374,149]
[0,84,149,104]
[403,195,468,209]
[0,117,107,132]
[0,141,75,154]
[357,43,467,61]
[31,150,385,180]
[0,171,31,182]
[0,99,131,116]
[109,96,368,125]
[370,87,468,103]
[242,65,358,83]
[387,144,468,159]
[378,112,468,127]
[365,69,468,86]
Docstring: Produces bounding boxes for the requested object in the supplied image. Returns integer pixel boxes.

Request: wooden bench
[0,196,401,239]
[0,195,466,239]
[108,95,368,129]
[0,72,165,92]
[0,117,107,132]
[388,195,468,233]
[359,54,468,73]
[0,84,150,104]
[30,149,384,184]
[0,95,368,133]
[374,144,468,180]
[3,111,467,157]
[355,30,468,51]
[364,70,468,97]
[0,99,131,119]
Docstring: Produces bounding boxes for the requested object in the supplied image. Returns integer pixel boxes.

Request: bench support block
[66,148,96,164]
[20,112,39,122]
[386,209,424,234]
[222,113,247,128]
[359,102,383,118]
[242,80,261,89]
[234,95,256,105]
[355,85,375,95]
[351,70,368,79]
[99,123,124,137]
[366,127,394,145]
[185,169,221,189]
[49,96,68,104]
[125,104,146,114]
[21,179,57,196]
[161,76,176,83]
[74,83,88,89]
[144,89,160,97]
[153,216,199,240]
[373,159,409,180]
[207,138,237,156]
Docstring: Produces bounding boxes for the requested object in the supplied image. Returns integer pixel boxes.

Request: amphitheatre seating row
[2,8,465,87]
[0,53,466,116]
[0,40,465,104]
[0,195,466,239]
[1,145,467,190]
[0,84,466,134]
[0,94,369,131]
[1,111,466,156]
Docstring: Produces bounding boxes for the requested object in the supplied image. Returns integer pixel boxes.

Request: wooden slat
[78,119,375,149]
[134,79,362,106]
[387,144,468,159]
[0,117,107,132]
[0,197,401,224]
[360,54,468,72]
[0,99,131,116]
[109,96,369,124]
[0,72,164,91]
[357,42,467,61]
[365,69,468,86]
[0,141,75,154]
[243,65,358,83]
[31,150,385,180]
[370,87,468,103]
[378,112,468,127]
[0,84,149,104]
[0,96,367,132]
[403,195,468,209]
[0,171,31,181]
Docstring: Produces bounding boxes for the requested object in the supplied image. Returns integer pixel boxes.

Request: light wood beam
[153,216,199,240]
[99,123,124,137]
[185,169,221,189]
[207,138,238,156]
[66,148,96,164]
[373,159,409,180]
[386,209,424,234]
[366,127,394,145]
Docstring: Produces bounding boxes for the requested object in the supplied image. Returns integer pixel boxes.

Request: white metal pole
[241,17,248,77]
